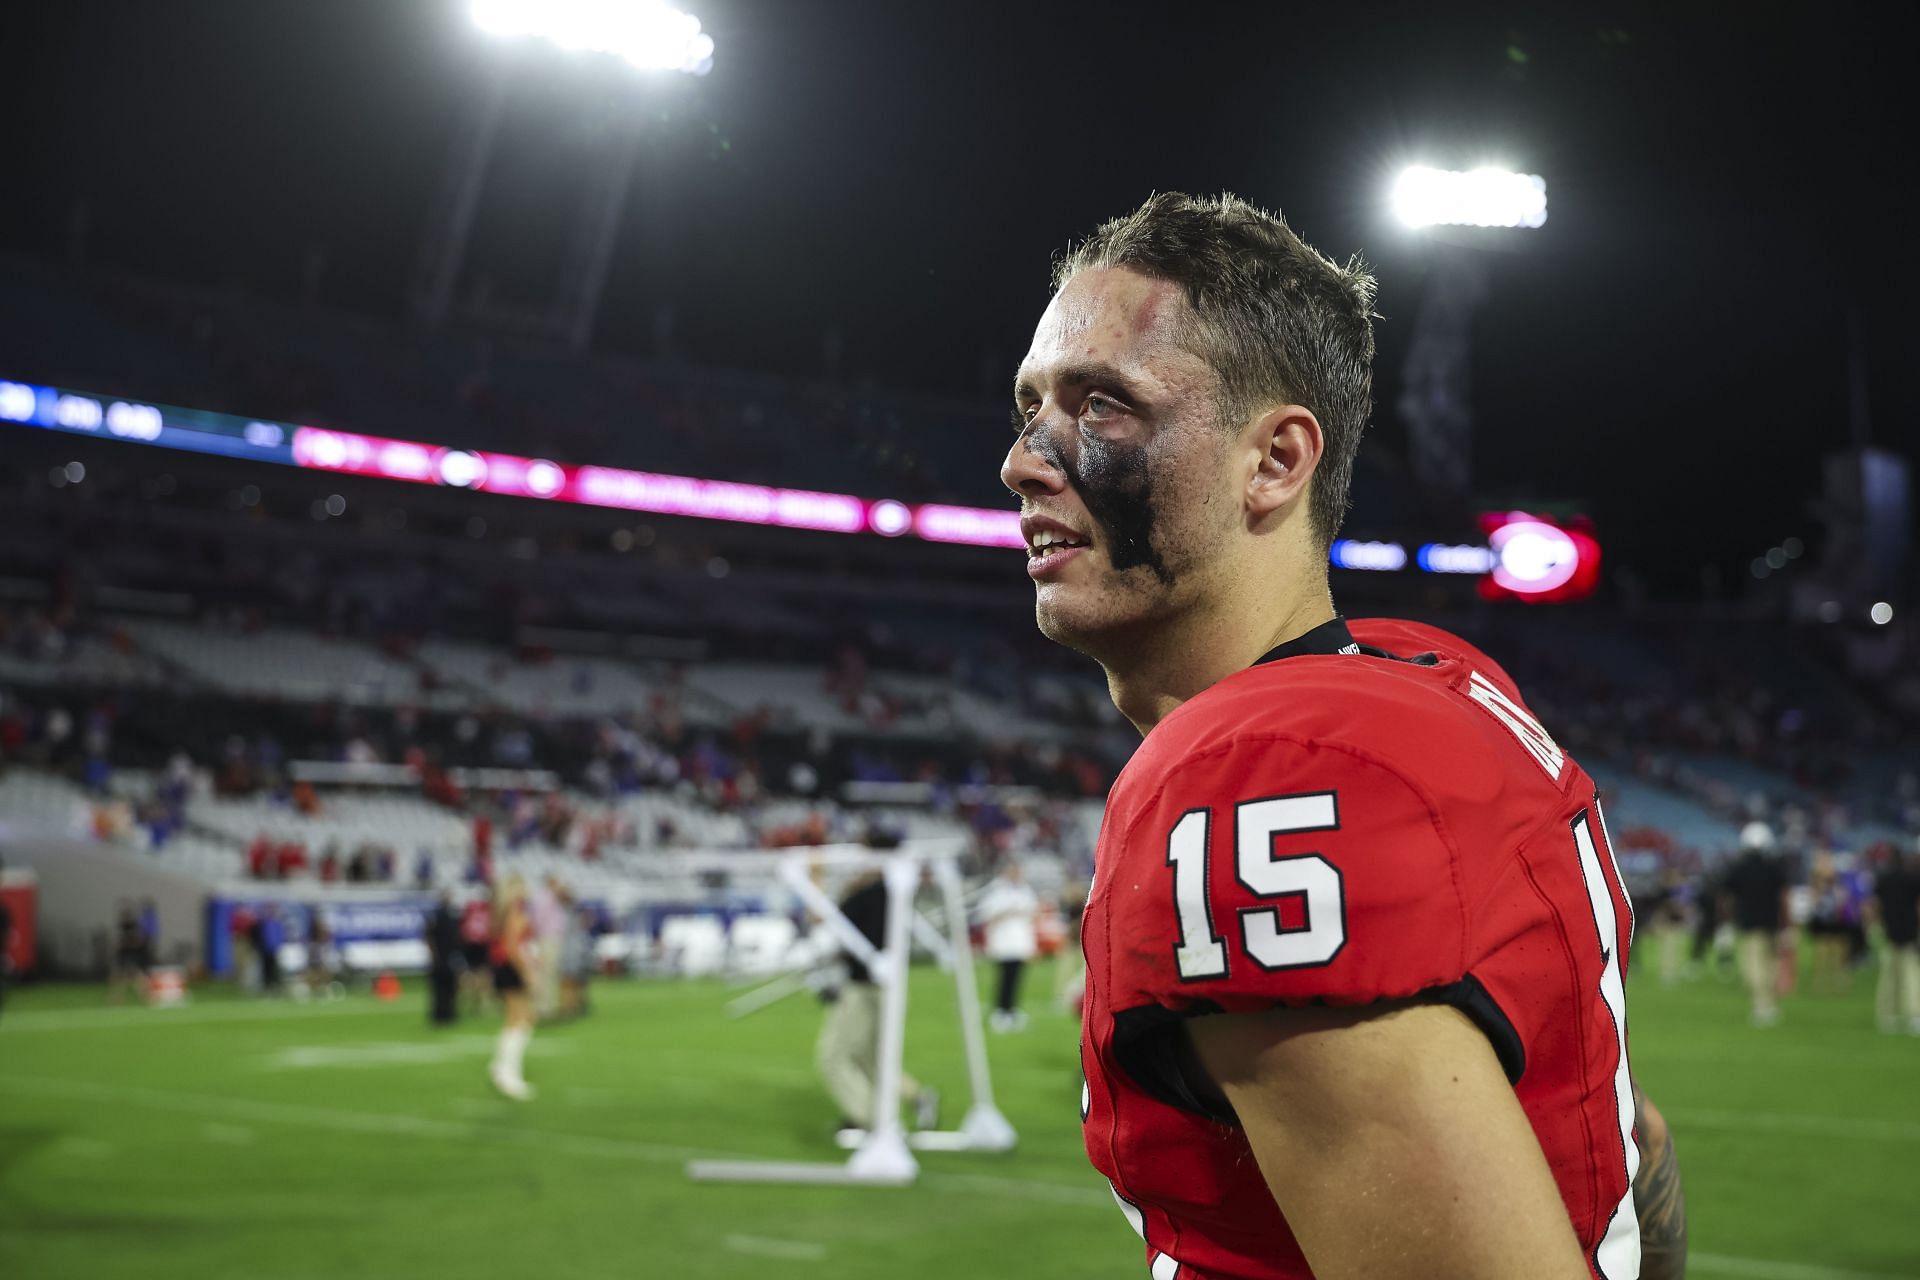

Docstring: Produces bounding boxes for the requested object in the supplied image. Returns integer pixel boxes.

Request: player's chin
[1034,585,1124,650]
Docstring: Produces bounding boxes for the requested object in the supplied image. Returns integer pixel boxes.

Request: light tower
[1390,166,1547,503]
[410,0,716,349]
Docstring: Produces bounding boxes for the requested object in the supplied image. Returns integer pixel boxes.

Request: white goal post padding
[686,841,1016,1187]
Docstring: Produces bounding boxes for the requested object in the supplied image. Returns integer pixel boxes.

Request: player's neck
[1103,587,1336,737]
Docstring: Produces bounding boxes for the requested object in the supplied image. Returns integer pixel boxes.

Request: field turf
[1,956,1916,1280]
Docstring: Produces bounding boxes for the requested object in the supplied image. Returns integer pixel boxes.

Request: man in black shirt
[424,893,462,1027]
[1725,822,1791,1026]
[814,862,937,1137]
[1871,841,1920,1035]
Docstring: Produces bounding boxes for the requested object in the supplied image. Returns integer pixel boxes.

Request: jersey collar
[1252,616,1362,666]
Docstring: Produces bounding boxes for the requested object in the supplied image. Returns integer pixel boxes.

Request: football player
[1003,193,1685,1280]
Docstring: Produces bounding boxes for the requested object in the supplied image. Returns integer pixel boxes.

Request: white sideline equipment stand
[686,842,1017,1187]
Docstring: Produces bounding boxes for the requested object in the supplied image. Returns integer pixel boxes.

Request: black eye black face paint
[1026,420,1172,584]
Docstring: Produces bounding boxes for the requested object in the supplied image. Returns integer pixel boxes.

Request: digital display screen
[2,376,1581,581]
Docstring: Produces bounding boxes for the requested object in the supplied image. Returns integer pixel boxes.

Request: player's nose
[1001,421,1067,501]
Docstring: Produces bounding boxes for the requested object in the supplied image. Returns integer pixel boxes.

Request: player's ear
[1245,404,1321,524]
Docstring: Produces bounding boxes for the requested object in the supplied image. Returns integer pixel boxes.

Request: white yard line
[1691,1252,1920,1280]
[263,1037,571,1071]
[0,999,408,1034]
[0,1071,1107,1208]
[2,1072,1908,1280]
[723,1235,828,1262]
[1668,1107,1920,1143]
[0,1074,718,1164]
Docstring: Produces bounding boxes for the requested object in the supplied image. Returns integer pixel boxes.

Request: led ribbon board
[0,376,1024,547]
[3,376,1579,584]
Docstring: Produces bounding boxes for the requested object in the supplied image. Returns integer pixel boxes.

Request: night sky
[3,1,1915,592]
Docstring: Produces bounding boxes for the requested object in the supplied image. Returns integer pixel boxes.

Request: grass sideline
[2,956,1917,1279]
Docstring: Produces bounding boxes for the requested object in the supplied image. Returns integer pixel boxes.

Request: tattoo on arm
[1632,1084,1688,1280]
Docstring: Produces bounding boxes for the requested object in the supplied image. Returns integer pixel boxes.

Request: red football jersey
[1081,617,1640,1280]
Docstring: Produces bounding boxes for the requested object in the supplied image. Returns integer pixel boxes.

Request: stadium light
[1871,601,1894,625]
[1393,166,1547,229]
[469,0,715,75]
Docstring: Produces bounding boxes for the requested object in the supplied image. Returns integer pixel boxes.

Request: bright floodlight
[1393,166,1547,229]
[470,0,715,75]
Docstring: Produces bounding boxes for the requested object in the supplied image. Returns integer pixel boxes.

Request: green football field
[2,956,1916,1280]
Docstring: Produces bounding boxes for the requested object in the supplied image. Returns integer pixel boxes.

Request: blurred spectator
[1872,841,1920,1035]
[109,903,151,1004]
[253,906,284,993]
[425,894,461,1027]
[1727,822,1790,1027]
[303,915,342,1000]
[1644,868,1690,987]
[1807,851,1853,995]
[458,894,493,1014]
[815,863,938,1138]
[0,883,14,1024]
[292,780,320,815]
[231,904,260,991]
[529,875,567,1021]
[559,900,594,1019]
[275,841,309,880]
[978,859,1039,1034]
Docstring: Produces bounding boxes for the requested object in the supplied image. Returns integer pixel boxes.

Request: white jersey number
[1574,804,1641,1278]
[1167,791,1346,981]
[1468,675,1639,1275]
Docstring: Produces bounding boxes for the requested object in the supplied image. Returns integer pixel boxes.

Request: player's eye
[1083,395,1119,420]
[1010,404,1039,433]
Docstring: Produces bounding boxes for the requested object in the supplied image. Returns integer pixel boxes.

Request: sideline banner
[205,895,436,975]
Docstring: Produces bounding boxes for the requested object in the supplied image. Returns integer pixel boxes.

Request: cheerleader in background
[487,877,537,1101]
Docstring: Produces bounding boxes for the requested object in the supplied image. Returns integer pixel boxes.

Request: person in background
[1778,849,1807,999]
[978,859,1040,1032]
[457,892,493,1015]
[303,914,343,1001]
[1842,853,1874,973]
[254,905,285,994]
[1686,865,1723,980]
[425,892,461,1027]
[1870,839,1920,1035]
[109,902,151,1004]
[558,897,594,1020]
[1726,821,1791,1026]
[1806,850,1852,995]
[230,903,260,992]
[488,877,537,1100]
[529,874,567,1022]
[471,812,494,887]
[815,862,938,1139]
[0,880,13,1025]
[1056,885,1088,1016]
[1650,867,1691,986]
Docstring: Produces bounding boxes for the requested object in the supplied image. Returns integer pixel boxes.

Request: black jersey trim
[1421,974,1527,1084]
[1253,617,1440,668]
[1112,1002,1236,1124]
[1108,975,1525,1127]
